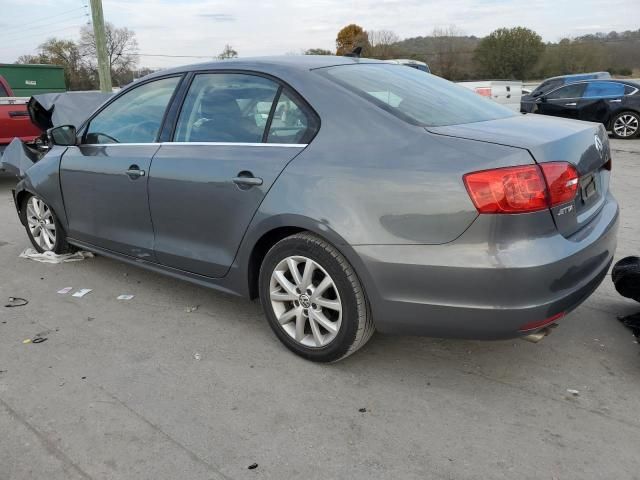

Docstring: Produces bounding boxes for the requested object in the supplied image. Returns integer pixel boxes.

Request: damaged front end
[1,91,111,179]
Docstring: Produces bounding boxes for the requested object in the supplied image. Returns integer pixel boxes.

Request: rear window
[321,64,515,127]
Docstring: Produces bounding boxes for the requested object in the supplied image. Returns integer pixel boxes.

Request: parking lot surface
[1,139,640,480]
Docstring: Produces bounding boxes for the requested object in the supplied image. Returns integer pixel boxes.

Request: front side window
[174,73,280,143]
[322,64,515,127]
[85,76,180,144]
[546,83,586,100]
[584,82,624,98]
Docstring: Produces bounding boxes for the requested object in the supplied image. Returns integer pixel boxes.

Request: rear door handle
[564,102,577,106]
[233,174,263,187]
[126,165,146,179]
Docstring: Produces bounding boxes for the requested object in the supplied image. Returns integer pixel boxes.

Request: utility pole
[89,0,112,92]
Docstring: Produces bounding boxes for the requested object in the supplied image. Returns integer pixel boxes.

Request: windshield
[321,64,515,127]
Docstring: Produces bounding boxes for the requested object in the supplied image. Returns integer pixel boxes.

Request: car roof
[149,55,387,77]
[544,72,610,83]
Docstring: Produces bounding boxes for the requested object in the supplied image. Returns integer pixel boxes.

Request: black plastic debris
[359,408,367,413]
[32,337,47,344]
[4,297,28,308]
[612,256,640,302]
[248,463,258,470]
[618,313,640,339]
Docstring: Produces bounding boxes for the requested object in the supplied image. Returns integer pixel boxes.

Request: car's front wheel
[611,111,640,139]
[259,232,374,362]
[20,194,72,254]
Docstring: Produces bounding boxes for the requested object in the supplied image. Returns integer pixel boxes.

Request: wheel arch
[242,215,376,302]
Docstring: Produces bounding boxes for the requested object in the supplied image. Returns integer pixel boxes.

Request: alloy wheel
[613,114,639,138]
[26,196,57,251]
[269,255,342,348]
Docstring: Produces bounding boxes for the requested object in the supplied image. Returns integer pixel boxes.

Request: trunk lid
[428,114,611,237]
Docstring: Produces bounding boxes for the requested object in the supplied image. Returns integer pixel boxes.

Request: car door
[148,72,318,277]
[537,83,586,119]
[60,75,182,258]
[578,81,625,124]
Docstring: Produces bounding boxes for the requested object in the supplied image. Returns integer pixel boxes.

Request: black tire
[20,193,73,254]
[259,232,374,362]
[610,111,640,139]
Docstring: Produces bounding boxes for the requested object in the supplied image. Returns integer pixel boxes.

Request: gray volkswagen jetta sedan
[7,56,618,362]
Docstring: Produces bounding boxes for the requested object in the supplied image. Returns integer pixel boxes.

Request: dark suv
[522,79,640,139]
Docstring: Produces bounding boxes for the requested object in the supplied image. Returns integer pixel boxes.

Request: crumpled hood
[0,137,42,177]
[28,91,112,130]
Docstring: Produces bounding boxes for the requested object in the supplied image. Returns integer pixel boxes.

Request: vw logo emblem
[299,294,311,309]
[594,135,604,158]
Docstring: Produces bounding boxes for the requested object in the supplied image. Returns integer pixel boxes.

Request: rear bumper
[354,193,619,338]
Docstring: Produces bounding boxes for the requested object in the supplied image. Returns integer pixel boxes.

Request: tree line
[15,23,238,90]
[14,22,640,89]
[308,24,640,81]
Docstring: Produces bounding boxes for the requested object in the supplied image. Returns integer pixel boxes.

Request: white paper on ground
[117,294,135,300]
[57,287,73,294]
[19,248,94,264]
[72,289,92,298]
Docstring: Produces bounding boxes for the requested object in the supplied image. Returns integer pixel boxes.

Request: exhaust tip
[521,325,556,343]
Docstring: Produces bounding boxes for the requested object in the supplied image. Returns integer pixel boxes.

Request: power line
[0,25,85,53]
[131,53,216,58]
[1,6,87,33]
[0,15,89,43]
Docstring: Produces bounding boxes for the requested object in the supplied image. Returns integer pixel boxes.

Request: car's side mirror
[47,125,77,146]
[537,96,547,103]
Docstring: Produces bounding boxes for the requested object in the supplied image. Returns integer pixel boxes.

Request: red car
[0,75,42,154]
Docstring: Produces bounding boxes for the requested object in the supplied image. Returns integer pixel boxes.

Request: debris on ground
[117,294,135,300]
[22,333,48,344]
[248,463,258,470]
[359,407,367,413]
[4,297,28,308]
[566,389,580,396]
[19,248,94,264]
[57,287,73,294]
[193,352,201,361]
[618,313,640,339]
[185,305,199,313]
[72,289,92,298]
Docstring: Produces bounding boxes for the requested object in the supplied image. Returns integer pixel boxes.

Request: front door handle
[609,99,622,103]
[233,172,263,188]
[564,102,577,106]
[126,165,146,179]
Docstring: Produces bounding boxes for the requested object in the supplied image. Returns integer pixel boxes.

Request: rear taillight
[464,162,579,214]
[539,162,579,207]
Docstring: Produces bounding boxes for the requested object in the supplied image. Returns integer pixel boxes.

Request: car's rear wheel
[21,194,72,254]
[611,111,640,139]
[259,232,374,362]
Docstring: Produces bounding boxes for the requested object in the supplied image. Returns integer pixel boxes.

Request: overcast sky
[1,0,638,69]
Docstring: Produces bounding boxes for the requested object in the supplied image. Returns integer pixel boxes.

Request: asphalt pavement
[1,139,639,480]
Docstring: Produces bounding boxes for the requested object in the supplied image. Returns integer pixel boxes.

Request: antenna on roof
[344,46,362,58]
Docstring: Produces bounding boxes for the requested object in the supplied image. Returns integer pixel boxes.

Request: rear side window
[0,83,8,97]
[322,64,515,127]
[546,83,586,100]
[174,73,279,143]
[266,90,313,144]
[625,85,638,95]
[584,82,624,98]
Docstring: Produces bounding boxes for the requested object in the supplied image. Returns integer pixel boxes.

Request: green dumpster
[0,64,66,96]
